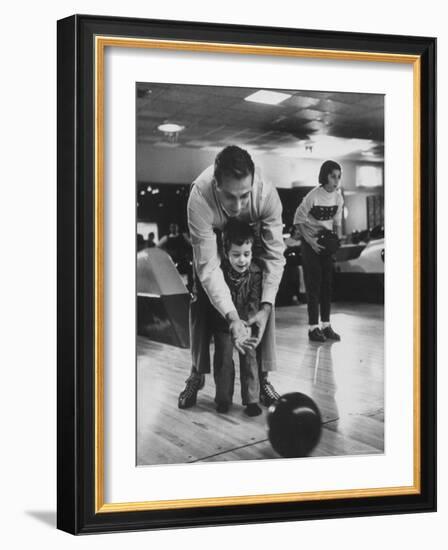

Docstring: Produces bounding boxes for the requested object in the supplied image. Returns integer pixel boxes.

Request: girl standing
[293,160,344,342]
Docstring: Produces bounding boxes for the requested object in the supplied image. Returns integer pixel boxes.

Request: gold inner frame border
[94,36,421,514]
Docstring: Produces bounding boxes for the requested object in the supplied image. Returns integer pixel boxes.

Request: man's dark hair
[223,219,255,253]
[318,160,342,185]
[214,145,255,186]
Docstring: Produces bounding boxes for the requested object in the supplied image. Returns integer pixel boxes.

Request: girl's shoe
[308,327,326,342]
[322,325,341,341]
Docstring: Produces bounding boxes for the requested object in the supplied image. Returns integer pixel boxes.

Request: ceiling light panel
[244,90,292,105]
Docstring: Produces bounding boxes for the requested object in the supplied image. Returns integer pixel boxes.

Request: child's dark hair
[318,160,342,185]
[223,219,254,253]
[214,145,255,186]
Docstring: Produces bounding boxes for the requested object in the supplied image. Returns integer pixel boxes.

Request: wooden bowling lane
[137,303,384,465]
[200,427,380,463]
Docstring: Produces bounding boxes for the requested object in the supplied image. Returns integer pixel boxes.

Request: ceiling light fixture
[244,90,292,105]
[157,123,185,133]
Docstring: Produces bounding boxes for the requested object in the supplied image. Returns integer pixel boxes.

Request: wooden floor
[137,303,384,465]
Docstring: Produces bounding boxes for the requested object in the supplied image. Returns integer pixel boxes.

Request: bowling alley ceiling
[136,83,384,161]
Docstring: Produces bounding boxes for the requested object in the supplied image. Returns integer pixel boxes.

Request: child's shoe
[216,402,230,414]
[244,403,262,417]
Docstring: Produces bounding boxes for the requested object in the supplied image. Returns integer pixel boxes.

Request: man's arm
[187,186,249,353]
[246,185,285,345]
[247,267,263,321]
[257,185,286,305]
[242,268,264,350]
[187,186,234,317]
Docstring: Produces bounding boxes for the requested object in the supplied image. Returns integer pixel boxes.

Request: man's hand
[229,320,251,354]
[226,311,251,354]
[247,303,272,348]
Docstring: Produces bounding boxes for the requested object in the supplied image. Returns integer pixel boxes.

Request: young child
[293,160,344,343]
[210,219,263,416]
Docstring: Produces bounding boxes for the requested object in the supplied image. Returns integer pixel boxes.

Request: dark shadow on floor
[25,510,56,528]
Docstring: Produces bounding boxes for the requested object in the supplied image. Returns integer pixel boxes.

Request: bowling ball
[317,229,340,255]
[268,392,322,458]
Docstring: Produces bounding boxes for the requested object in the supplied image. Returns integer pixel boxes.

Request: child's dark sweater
[210,260,262,333]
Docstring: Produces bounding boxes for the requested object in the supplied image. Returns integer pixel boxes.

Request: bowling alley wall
[136,143,384,236]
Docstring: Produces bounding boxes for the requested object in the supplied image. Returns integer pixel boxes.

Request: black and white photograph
[135,82,385,466]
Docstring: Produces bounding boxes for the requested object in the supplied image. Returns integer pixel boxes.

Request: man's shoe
[322,325,341,341]
[260,379,280,407]
[178,372,205,409]
[308,327,326,342]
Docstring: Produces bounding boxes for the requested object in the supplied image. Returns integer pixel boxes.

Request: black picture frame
[57,14,436,535]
